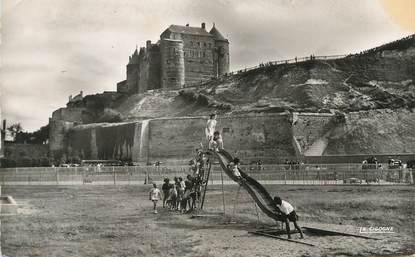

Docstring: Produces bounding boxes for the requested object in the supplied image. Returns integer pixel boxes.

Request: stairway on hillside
[303,132,330,156]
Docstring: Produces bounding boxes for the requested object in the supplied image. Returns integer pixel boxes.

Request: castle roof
[209,25,228,41]
[164,25,211,37]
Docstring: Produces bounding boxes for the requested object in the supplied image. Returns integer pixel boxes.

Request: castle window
[197,42,200,47]
[204,42,207,47]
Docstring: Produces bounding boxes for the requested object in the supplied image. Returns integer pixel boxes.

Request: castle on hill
[116,23,230,94]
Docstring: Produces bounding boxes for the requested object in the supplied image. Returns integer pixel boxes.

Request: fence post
[220,169,226,215]
[113,166,116,185]
[56,167,59,185]
[128,167,131,185]
[82,168,85,185]
[284,170,286,185]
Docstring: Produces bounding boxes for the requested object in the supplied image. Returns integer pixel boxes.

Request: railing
[0,164,412,185]
[180,54,348,89]
[229,54,348,75]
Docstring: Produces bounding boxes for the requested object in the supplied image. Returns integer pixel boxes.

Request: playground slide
[209,150,284,222]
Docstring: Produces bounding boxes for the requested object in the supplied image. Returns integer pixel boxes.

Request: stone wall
[147,117,206,162]
[52,110,415,164]
[49,107,85,158]
[0,106,3,158]
[2,142,49,167]
[67,126,95,160]
[51,108,85,122]
[181,34,216,85]
[117,80,128,94]
[60,113,296,164]
[216,114,294,161]
[95,123,137,160]
[67,122,141,161]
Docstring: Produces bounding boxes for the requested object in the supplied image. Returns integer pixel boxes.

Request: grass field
[1,184,414,257]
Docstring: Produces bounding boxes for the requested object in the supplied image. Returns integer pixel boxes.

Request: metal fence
[0,163,413,186]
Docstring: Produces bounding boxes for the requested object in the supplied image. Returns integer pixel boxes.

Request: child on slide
[228,158,245,183]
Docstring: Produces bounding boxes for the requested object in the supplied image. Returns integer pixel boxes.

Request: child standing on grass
[162,178,170,208]
[167,184,178,210]
[149,183,162,214]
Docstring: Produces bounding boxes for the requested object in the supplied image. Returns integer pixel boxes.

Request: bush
[98,108,123,123]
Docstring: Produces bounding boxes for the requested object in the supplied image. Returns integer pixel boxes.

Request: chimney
[80,91,83,97]
[201,22,206,29]
[2,119,6,131]
[146,40,151,49]
[186,23,189,27]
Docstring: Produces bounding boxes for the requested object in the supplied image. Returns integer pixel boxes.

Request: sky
[0,0,414,132]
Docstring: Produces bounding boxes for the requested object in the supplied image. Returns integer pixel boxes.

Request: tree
[7,123,23,141]
[15,124,49,144]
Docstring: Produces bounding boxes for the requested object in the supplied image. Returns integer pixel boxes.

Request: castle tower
[210,24,230,76]
[160,39,185,89]
[126,48,141,93]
